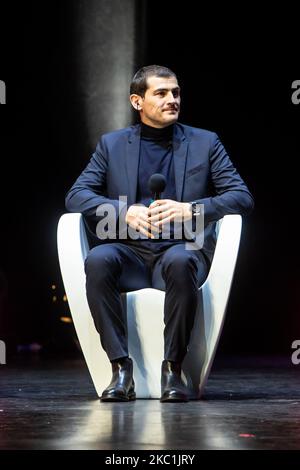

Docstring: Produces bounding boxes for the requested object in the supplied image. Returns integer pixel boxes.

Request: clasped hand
[125,200,192,239]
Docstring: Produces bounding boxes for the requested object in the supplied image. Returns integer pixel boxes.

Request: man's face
[138,75,181,128]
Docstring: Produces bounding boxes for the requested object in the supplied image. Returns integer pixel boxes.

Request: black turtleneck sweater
[136,122,177,206]
[122,122,186,248]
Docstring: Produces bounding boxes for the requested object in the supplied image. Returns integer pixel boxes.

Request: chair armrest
[57,213,89,326]
[204,214,242,303]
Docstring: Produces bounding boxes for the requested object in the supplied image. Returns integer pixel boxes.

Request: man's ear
[130,94,142,111]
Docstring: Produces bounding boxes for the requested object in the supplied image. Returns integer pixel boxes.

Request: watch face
[192,203,201,215]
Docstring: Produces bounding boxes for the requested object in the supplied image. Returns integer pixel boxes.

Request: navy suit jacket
[66,123,254,263]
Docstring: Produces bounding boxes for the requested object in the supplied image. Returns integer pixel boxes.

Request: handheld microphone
[148,173,166,201]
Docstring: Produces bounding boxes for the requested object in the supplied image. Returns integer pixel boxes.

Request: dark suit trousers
[84,241,209,363]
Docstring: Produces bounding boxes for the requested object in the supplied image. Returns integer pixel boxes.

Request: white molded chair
[57,213,242,399]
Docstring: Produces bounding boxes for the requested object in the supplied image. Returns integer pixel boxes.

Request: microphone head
[148,173,166,196]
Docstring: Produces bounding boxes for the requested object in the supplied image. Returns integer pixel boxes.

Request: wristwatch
[190,202,202,218]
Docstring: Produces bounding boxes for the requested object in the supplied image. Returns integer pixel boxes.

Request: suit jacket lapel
[125,125,140,206]
[173,124,188,201]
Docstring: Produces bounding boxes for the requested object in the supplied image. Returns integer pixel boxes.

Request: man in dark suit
[66,65,254,403]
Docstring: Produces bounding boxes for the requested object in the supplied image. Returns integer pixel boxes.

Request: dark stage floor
[1,354,300,450]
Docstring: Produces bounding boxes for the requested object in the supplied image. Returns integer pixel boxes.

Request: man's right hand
[125,204,160,239]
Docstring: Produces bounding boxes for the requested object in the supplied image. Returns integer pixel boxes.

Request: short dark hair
[130,65,177,97]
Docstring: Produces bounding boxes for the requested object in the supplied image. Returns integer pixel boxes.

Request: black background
[0,1,299,356]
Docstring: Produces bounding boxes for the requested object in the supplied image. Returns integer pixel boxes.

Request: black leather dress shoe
[101,357,136,402]
[160,360,189,402]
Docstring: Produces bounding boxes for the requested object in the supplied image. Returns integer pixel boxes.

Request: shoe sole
[100,391,136,402]
[160,398,189,403]
[160,394,189,403]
